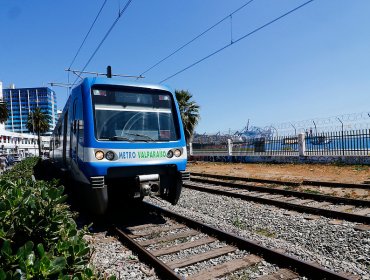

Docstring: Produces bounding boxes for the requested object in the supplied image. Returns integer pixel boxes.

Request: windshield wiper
[111,136,133,141]
[121,132,155,141]
[100,136,132,141]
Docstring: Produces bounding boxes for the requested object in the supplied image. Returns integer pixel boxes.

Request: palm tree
[26,107,51,156]
[0,101,9,124]
[175,90,200,143]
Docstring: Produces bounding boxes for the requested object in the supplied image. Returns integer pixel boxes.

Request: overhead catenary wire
[66,69,143,79]
[159,0,315,84]
[140,0,255,77]
[71,0,134,87]
[67,0,108,71]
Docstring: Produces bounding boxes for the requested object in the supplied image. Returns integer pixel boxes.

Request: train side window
[55,125,62,148]
[78,99,84,144]
[72,99,78,134]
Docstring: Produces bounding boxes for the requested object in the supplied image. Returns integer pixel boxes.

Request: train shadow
[33,158,167,233]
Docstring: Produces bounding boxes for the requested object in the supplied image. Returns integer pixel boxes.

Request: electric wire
[67,0,108,71]
[72,0,134,86]
[159,0,315,84]
[140,0,255,77]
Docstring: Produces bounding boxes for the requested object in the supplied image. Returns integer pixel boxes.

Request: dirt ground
[188,161,370,184]
[187,161,370,199]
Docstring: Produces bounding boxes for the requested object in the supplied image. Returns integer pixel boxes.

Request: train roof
[52,77,175,134]
[78,77,173,93]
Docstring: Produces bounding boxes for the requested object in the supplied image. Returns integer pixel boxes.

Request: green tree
[26,107,51,156]
[175,90,200,143]
[0,100,9,124]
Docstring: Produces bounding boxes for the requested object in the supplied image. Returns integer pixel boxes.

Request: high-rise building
[2,86,57,134]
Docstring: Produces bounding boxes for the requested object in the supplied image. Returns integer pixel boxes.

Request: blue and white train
[50,77,188,215]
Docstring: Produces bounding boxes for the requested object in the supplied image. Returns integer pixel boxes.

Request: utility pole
[336,117,344,156]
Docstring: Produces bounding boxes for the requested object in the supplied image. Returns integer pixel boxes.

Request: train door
[62,111,68,166]
[70,99,79,163]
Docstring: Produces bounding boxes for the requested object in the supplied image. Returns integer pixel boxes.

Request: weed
[303,189,321,195]
[353,165,369,172]
[255,228,276,238]
[176,237,189,243]
[232,216,246,230]
[284,186,295,191]
[127,255,138,261]
[147,231,161,239]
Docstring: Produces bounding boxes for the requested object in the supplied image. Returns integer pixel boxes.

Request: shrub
[0,158,111,279]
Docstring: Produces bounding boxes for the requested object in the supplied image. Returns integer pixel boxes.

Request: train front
[80,78,188,215]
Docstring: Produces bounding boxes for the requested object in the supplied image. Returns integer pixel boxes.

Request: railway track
[190,172,370,190]
[185,173,370,225]
[112,202,352,279]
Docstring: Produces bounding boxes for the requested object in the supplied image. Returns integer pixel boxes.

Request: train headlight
[174,149,182,157]
[95,150,104,160]
[105,151,115,160]
[167,150,174,158]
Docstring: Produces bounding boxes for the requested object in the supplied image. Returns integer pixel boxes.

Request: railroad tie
[260,194,285,200]
[249,192,271,198]
[127,224,186,238]
[150,237,216,257]
[186,254,262,280]
[138,229,199,246]
[313,201,332,208]
[126,223,164,231]
[165,245,236,269]
[257,268,299,280]
[289,199,315,205]
[353,208,370,216]
[335,205,354,212]
[281,197,299,202]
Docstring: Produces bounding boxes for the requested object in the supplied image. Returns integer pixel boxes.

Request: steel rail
[190,175,370,207]
[143,202,351,280]
[184,182,370,224]
[191,172,370,190]
[191,172,300,186]
[303,180,370,190]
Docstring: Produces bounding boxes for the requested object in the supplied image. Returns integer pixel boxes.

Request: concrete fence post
[227,139,232,156]
[189,143,193,156]
[298,133,306,156]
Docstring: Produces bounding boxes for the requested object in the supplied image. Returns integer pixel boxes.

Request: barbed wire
[270,111,370,131]
[195,112,370,143]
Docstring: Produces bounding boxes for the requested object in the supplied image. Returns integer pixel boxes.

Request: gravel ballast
[146,188,370,279]
[85,232,160,280]
[85,186,369,279]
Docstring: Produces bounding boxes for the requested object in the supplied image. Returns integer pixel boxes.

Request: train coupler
[137,174,160,197]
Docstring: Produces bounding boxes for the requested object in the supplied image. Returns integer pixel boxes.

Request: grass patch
[254,228,276,238]
[127,255,138,261]
[303,189,321,195]
[232,216,246,230]
[352,165,369,172]
[284,186,296,191]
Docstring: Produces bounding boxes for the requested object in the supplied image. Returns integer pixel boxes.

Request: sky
[1,0,369,134]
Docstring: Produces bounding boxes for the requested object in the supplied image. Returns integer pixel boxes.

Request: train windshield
[91,87,179,142]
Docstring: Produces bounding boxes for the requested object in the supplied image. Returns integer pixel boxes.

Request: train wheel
[166,176,182,205]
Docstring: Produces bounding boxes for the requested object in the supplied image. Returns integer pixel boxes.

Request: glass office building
[2,87,57,134]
